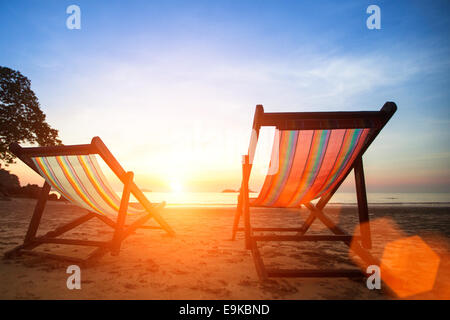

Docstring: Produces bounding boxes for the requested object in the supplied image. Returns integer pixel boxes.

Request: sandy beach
[0,198,449,300]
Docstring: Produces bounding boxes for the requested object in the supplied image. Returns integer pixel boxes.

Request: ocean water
[135,192,450,207]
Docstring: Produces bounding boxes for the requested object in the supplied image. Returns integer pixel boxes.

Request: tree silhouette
[0,66,61,164]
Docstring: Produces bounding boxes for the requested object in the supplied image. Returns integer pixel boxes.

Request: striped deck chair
[232,102,397,280]
[5,137,175,264]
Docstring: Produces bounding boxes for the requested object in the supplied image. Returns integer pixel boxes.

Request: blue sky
[1,0,449,193]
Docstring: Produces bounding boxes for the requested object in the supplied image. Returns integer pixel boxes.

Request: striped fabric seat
[252,128,372,207]
[32,155,145,216]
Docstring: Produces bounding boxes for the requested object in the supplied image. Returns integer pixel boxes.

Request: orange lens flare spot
[350,217,403,270]
[380,235,440,298]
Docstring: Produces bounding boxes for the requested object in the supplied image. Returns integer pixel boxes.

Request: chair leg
[298,210,316,235]
[250,239,268,280]
[244,200,251,250]
[147,209,175,237]
[231,194,242,240]
[111,172,133,256]
[4,182,51,258]
[354,157,372,249]
[24,182,51,244]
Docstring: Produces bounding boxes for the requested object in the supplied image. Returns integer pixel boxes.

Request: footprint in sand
[225,257,243,263]
[123,283,138,290]
[238,279,253,287]
[145,264,159,273]
[190,281,231,297]
[165,284,179,292]
[217,280,228,286]
[171,269,188,275]
[260,280,299,297]
[108,270,120,274]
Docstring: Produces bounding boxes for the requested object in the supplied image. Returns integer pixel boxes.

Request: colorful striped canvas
[251,128,372,207]
[32,155,145,216]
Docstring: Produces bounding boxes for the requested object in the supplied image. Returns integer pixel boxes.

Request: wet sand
[0,198,449,299]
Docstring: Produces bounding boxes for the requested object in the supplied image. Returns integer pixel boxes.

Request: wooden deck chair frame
[232,102,397,280]
[4,137,175,265]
